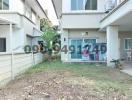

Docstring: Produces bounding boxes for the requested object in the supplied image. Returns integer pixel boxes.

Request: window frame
[0,38,6,52]
[69,38,97,60]
[124,38,132,50]
[71,0,97,11]
[31,9,37,24]
[0,0,9,10]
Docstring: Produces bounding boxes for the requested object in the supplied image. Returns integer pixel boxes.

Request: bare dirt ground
[0,71,130,100]
[0,70,130,100]
[0,70,98,100]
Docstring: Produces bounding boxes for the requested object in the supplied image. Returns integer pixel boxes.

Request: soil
[0,70,130,100]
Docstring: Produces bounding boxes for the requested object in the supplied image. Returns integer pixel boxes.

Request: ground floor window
[125,38,132,50]
[69,38,107,61]
[0,38,6,52]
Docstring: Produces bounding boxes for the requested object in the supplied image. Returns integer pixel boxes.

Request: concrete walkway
[121,62,132,76]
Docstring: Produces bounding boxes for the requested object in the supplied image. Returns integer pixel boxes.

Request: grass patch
[24,60,132,95]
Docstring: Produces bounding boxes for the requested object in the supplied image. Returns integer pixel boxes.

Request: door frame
[68,38,97,61]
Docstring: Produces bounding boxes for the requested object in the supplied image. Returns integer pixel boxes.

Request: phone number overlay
[24,44,107,54]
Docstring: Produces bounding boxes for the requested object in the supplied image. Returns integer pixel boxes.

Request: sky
[38,0,59,25]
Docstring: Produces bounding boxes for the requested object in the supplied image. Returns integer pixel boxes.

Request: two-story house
[0,0,47,53]
[52,0,132,66]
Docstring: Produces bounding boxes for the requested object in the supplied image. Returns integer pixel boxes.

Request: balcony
[0,11,22,28]
[100,0,132,31]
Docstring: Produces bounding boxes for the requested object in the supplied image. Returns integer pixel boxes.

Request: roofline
[36,0,48,19]
[51,0,59,18]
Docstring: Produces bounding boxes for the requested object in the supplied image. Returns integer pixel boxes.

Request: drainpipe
[10,23,14,80]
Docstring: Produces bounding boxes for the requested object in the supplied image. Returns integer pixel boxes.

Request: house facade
[0,0,47,53]
[0,0,48,85]
[52,0,132,66]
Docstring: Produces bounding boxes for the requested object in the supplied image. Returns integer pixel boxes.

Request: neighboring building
[0,0,48,85]
[52,0,132,66]
[0,0,47,53]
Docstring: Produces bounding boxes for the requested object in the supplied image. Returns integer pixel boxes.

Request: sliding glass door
[70,39,82,59]
[69,38,107,61]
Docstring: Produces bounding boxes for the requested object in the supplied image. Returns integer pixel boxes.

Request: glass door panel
[70,39,82,59]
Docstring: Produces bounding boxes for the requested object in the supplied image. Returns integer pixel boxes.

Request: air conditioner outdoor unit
[105,0,115,12]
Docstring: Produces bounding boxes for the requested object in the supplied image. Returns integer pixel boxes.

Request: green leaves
[41,19,57,48]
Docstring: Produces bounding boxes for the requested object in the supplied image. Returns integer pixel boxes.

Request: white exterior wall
[9,0,41,29]
[10,0,25,14]
[61,0,107,62]
[62,13,105,29]
[12,28,25,52]
[61,29,106,62]
[68,30,106,43]
[0,25,25,52]
[0,0,45,52]
[61,30,69,61]
[57,0,132,66]
[0,25,10,51]
[61,0,106,29]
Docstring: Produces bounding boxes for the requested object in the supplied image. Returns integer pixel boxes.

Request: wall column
[61,29,69,62]
[107,25,120,66]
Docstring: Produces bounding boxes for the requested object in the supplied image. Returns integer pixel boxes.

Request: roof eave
[51,0,59,18]
[36,0,48,19]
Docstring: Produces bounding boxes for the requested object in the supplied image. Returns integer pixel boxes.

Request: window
[3,0,9,10]
[0,0,9,10]
[125,39,132,50]
[0,38,6,52]
[85,0,97,10]
[71,0,97,10]
[71,0,84,10]
[0,0,2,9]
[32,11,36,24]
[25,9,31,19]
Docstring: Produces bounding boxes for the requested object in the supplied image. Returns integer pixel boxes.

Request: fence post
[11,51,14,80]
[9,23,14,80]
[32,51,35,66]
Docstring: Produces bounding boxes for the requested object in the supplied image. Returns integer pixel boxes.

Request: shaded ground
[0,60,132,100]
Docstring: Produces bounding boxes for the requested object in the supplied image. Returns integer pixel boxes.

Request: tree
[41,19,59,55]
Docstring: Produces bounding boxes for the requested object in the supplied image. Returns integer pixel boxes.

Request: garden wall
[0,53,44,86]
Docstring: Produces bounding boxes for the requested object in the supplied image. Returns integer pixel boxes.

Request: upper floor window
[32,11,36,24]
[25,8,32,19]
[0,0,9,10]
[71,0,97,10]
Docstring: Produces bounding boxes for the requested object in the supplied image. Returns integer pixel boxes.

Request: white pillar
[107,26,119,66]
[61,29,69,62]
